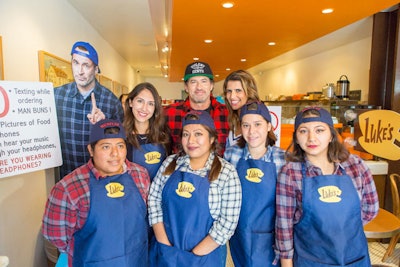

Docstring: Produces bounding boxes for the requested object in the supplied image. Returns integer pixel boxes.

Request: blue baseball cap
[240,101,272,122]
[71,41,99,67]
[89,119,126,144]
[182,110,215,130]
[294,107,333,130]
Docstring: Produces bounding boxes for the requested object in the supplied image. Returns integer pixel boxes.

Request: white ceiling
[67,0,164,77]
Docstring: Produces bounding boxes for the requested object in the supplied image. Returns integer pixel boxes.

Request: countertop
[364,160,388,175]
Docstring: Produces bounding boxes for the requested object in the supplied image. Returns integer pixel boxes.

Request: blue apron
[72,171,148,267]
[150,170,226,267]
[130,143,166,181]
[230,156,279,267]
[293,165,370,266]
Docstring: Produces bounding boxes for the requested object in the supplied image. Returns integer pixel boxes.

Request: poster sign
[267,106,282,147]
[357,110,400,161]
[0,81,62,178]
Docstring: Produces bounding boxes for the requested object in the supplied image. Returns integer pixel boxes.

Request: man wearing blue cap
[42,119,150,267]
[54,41,124,179]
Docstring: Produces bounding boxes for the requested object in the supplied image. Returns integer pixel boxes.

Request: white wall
[144,77,183,100]
[253,37,372,102]
[145,77,224,101]
[0,0,135,266]
[0,0,135,86]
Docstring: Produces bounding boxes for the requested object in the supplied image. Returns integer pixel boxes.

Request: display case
[263,99,359,122]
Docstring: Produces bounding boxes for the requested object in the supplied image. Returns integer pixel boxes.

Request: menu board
[0,81,62,179]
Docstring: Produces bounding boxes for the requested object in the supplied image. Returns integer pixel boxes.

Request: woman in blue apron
[224,101,285,267]
[275,107,379,267]
[123,82,171,181]
[148,111,242,267]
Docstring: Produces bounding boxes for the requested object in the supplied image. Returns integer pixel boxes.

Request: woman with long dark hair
[123,82,170,180]
[275,107,379,267]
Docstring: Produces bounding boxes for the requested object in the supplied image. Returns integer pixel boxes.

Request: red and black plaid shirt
[164,96,229,156]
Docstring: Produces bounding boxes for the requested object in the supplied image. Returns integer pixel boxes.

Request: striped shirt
[275,154,379,259]
[41,159,150,256]
[54,81,124,178]
[148,153,242,245]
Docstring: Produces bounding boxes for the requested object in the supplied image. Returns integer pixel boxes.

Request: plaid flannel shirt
[275,154,379,260]
[164,96,229,156]
[42,159,150,261]
[54,81,124,178]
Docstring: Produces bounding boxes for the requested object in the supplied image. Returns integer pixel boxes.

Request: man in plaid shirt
[42,119,150,267]
[164,61,229,156]
[55,41,124,179]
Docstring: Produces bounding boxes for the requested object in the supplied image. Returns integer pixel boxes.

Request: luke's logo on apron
[105,182,125,198]
[318,186,342,203]
[175,181,195,198]
[245,168,264,183]
[144,151,161,164]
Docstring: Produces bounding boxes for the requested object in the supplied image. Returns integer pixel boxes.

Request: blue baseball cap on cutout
[71,41,99,67]
[89,119,126,144]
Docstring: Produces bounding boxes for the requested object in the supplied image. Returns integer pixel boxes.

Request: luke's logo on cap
[100,121,120,129]
[190,62,206,74]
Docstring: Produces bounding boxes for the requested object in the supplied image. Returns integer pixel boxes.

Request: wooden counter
[364,160,389,208]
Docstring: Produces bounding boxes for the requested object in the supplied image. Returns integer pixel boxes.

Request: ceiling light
[226,68,231,71]
[193,57,199,60]
[241,58,246,62]
[268,42,276,46]
[163,65,169,69]
[322,8,334,14]
[204,39,213,43]
[222,2,234,8]
[161,42,169,53]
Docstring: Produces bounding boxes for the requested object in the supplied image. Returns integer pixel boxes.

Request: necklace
[138,134,148,140]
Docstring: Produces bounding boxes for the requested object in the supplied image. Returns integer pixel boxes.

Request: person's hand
[87,93,105,124]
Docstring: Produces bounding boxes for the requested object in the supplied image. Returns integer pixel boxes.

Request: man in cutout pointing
[54,41,124,179]
[46,42,124,267]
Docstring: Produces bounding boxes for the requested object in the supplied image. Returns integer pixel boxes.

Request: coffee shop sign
[357,110,400,161]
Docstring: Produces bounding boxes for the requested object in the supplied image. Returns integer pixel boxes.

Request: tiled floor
[369,241,400,267]
[225,241,400,267]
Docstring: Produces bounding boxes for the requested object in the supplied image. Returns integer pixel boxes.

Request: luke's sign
[357,110,400,160]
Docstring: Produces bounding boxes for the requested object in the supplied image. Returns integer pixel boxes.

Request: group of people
[42,41,379,267]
